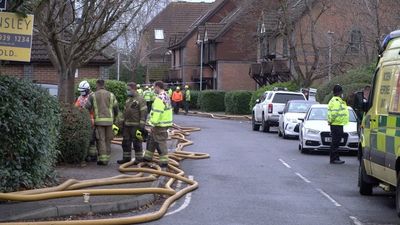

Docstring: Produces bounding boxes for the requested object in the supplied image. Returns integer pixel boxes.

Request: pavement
[143,115,400,225]
[0,144,157,222]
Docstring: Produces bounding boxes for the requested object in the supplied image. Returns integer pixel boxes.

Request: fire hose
[188,111,251,120]
[0,124,209,225]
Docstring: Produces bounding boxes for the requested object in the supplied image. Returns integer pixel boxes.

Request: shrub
[81,79,128,110]
[249,81,300,110]
[317,64,374,103]
[198,90,226,112]
[0,76,60,192]
[225,91,253,115]
[57,104,92,164]
[189,90,200,110]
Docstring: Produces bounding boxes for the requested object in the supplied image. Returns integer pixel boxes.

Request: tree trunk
[58,68,76,104]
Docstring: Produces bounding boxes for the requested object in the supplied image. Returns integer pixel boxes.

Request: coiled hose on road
[0,124,209,225]
[188,111,251,120]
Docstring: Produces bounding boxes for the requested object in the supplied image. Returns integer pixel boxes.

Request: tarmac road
[146,115,399,225]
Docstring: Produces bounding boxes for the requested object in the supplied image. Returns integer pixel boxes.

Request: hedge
[0,76,60,192]
[189,90,200,110]
[317,64,374,103]
[57,104,92,164]
[198,90,226,112]
[249,81,300,110]
[225,91,253,115]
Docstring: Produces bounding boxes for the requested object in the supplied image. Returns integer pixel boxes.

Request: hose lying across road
[0,124,209,225]
[188,111,251,120]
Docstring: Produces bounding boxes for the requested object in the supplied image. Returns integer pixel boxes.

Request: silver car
[298,104,359,153]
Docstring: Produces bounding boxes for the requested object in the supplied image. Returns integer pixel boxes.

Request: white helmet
[78,80,90,92]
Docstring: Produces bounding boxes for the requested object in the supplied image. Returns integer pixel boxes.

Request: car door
[279,103,289,132]
[255,93,266,121]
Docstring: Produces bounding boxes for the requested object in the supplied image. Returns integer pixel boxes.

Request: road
[147,115,399,225]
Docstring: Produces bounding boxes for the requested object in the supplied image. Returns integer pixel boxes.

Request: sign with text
[0,0,6,10]
[0,12,34,62]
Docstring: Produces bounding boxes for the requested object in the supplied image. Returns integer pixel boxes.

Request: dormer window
[155,29,164,41]
[204,30,208,42]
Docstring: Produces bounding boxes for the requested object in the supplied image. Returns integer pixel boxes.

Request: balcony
[249,58,291,86]
[168,69,181,81]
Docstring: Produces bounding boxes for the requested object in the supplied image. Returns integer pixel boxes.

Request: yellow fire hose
[188,111,251,120]
[0,125,209,225]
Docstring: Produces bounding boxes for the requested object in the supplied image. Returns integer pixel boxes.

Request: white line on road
[165,175,194,216]
[316,188,341,207]
[278,158,292,168]
[295,172,311,183]
[349,216,364,225]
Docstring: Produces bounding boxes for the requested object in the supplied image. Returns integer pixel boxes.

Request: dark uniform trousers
[95,126,114,163]
[144,127,169,167]
[330,125,344,162]
[122,126,143,160]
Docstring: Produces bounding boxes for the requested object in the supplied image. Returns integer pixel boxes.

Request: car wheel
[299,140,309,154]
[261,115,270,133]
[358,159,373,196]
[252,113,260,131]
[282,125,288,139]
[278,126,282,137]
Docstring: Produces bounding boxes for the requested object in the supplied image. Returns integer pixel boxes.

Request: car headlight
[305,128,319,135]
[285,117,298,123]
[349,131,359,136]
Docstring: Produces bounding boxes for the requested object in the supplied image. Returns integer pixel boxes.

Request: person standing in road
[183,85,191,115]
[171,86,183,114]
[327,84,349,164]
[143,86,153,113]
[144,81,173,170]
[137,84,143,96]
[118,82,147,165]
[75,80,97,162]
[85,80,119,166]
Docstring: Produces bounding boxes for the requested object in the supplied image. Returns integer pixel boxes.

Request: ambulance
[358,30,400,216]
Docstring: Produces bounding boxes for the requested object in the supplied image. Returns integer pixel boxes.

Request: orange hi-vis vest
[172,91,183,102]
[75,95,95,126]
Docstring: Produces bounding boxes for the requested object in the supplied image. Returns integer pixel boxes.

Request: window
[287,102,314,113]
[349,30,362,53]
[272,93,305,103]
[376,66,393,115]
[154,29,164,40]
[389,67,400,113]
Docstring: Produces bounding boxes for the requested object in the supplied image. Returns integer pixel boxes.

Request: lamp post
[117,51,120,81]
[197,39,204,91]
[327,30,334,81]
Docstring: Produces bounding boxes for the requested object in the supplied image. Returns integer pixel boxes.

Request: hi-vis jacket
[328,96,349,126]
[149,91,173,127]
[86,88,119,126]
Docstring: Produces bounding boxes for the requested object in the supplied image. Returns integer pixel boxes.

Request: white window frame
[154,29,164,40]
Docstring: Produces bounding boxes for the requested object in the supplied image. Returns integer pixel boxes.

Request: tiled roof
[198,23,226,40]
[143,1,212,55]
[30,34,115,65]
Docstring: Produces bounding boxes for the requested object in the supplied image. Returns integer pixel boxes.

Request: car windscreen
[287,102,314,113]
[307,108,358,122]
[273,93,305,104]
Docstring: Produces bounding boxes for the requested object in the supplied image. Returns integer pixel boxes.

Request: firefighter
[143,86,153,113]
[136,84,143,96]
[327,84,349,164]
[75,80,97,162]
[183,85,191,115]
[85,80,119,166]
[171,86,183,114]
[118,82,147,165]
[144,81,173,170]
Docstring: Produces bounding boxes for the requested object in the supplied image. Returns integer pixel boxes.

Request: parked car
[278,100,317,139]
[252,88,306,132]
[298,104,359,153]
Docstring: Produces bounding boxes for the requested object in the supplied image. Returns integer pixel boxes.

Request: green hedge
[225,91,253,115]
[57,104,92,164]
[78,79,128,110]
[189,90,200,110]
[0,76,60,192]
[249,81,300,110]
[317,64,374,103]
[198,90,226,112]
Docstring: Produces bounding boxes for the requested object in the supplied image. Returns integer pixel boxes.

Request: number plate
[324,137,344,142]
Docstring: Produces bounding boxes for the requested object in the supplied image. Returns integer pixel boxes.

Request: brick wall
[217,61,255,91]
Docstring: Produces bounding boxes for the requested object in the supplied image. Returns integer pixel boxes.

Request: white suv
[252,89,306,132]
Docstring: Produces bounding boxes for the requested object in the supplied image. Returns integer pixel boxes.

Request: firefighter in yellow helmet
[183,85,191,115]
[136,84,143,96]
[144,81,173,169]
[328,84,349,164]
[85,80,119,166]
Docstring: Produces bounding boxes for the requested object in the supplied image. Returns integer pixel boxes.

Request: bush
[317,64,374,103]
[249,81,300,110]
[198,90,226,112]
[57,104,92,164]
[189,90,200,110]
[0,76,60,192]
[322,83,368,105]
[225,91,253,115]
[82,79,128,110]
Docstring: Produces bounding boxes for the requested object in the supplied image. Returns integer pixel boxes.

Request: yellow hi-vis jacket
[149,91,173,127]
[328,96,349,126]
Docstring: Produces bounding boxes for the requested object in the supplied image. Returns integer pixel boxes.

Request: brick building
[252,0,400,87]
[168,0,276,91]
[0,35,114,85]
[138,1,211,83]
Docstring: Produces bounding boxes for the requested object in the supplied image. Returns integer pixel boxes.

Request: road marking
[170,180,183,208]
[279,158,292,168]
[316,188,341,207]
[165,175,194,216]
[349,216,364,225]
[295,172,311,183]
